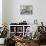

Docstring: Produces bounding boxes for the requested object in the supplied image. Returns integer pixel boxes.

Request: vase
[0,38,5,44]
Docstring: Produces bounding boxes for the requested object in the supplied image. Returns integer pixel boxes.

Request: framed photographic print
[20,5,33,15]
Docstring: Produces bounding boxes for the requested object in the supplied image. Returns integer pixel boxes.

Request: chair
[38,26,46,45]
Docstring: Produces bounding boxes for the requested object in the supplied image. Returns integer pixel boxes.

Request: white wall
[0,0,2,27]
[5,0,37,25]
[36,0,46,26]
[2,0,8,24]
[3,0,46,26]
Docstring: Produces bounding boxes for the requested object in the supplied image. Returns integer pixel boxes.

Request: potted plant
[0,23,9,44]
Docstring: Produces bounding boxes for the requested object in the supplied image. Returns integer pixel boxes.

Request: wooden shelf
[9,25,30,37]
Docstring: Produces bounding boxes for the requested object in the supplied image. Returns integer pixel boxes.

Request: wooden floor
[0,44,4,46]
[0,44,46,46]
[40,45,46,46]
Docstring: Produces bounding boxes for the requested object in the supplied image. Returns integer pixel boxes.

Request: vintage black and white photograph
[20,5,33,15]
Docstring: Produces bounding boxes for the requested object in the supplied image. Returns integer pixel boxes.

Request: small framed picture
[20,5,33,15]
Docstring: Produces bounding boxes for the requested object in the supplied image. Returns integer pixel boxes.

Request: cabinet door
[24,26,30,36]
[16,26,23,36]
[16,26,23,32]
[10,26,17,37]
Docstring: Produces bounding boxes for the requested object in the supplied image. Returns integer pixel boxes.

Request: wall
[0,0,2,27]
[2,0,8,24]
[8,0,37,25]
[37,0,46,26]
[2,0,46,26]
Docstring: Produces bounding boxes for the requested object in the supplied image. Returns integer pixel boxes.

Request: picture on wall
[20,5,33,15]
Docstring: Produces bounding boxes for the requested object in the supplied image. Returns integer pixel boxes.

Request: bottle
[34,19,37,24]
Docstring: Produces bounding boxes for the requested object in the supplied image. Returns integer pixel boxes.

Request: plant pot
[0,38,5,44]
